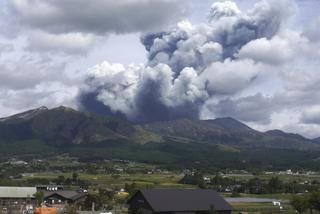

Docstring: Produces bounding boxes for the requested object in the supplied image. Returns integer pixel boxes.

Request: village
[1,157,320,214]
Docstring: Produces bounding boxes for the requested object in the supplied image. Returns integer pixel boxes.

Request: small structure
[34,207,58,214]
[272,201,281,206]
[128,189,232,214]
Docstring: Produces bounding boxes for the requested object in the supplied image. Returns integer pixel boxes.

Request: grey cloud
[25,32,96,55]
[202,93,274,124]
[301,108,320,125]
[0,43,14,55]
[8,0,183,35]
[0,51,69,90]
[304,17,320,42]
[0,82,78,117]
[141,0,292,74]
[80,0,296,123]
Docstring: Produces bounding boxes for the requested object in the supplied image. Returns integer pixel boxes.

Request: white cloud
[237,36,294,65]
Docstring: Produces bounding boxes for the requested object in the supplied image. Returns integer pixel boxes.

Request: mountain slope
[265,130,309,141]
[207,117,256,132]
[0,106,161,145]
[1,107,320,170]
[313,137,320,144]
[142,118,319,150]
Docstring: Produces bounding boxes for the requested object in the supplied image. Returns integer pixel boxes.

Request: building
[0,186,36,213]
[35,185,86,205]
[128,189,232,214]
[43,189,86,205]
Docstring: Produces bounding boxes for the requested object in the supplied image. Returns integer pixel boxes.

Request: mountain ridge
[0,106,317,149]
[1,106,320,170]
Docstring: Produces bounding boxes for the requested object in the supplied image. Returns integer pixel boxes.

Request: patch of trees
[53,173,89,188]
[241,177,318,194]
[179,174,320,194]
[291,191,320,214]
[179,172,206,188]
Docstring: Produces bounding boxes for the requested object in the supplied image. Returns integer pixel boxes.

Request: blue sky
[0,0,320,138]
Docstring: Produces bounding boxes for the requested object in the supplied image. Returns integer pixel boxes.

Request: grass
[231,202,295,214]
[222,173,320,182]
[222,193,295,200]
[23,172,193,189]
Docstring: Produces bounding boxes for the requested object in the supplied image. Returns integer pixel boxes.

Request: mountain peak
[54,106,76,112]
[265,129,286,136]
[207,117,255,132]
[38,106,49,111]
[0,106,48,122]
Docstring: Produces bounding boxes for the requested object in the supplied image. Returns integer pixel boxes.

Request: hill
[0,106,161,145]
[313,137,320,144]
[142,118,318,150]
[0,106,320,170]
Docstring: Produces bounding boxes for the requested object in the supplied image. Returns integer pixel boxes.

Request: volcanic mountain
[0,106,319,169]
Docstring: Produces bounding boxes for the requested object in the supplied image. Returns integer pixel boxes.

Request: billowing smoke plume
[80,0,293,123]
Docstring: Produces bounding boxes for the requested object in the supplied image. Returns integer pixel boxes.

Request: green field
[23,172,194,189]
[14,159,320,214]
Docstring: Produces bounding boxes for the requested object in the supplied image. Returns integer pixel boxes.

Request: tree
[83,194,102,211]
[246,178,267,194]
[268,177,283,193]
[125,182,138,196]
[56,175,65,185]
[291,195,309,214]
[33,191,44,206]
[179,172,204,187]
[309,191,320,213]
[72,172,79,181]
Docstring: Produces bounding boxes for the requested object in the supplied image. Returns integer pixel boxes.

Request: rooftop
[0,187,37,198]
[130,189,232,212]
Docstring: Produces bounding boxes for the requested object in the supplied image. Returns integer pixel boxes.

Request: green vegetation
[290,192,320,214]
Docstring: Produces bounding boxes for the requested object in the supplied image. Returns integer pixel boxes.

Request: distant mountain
[1,107,318,150]
[0,106,161,145]
[265,130,309,141]
[0,106,48,123]
[1,106,320,170]
[142,118,318,150]
[207,117,256,132]
[313,137,320,144]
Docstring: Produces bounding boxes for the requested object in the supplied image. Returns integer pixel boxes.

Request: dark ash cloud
[79,0,295,123]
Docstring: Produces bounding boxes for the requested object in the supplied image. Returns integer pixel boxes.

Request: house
[35,185,86,205]
[0,186,36,213]
[128,189,232,214]
[0,186,36,206]
[43,190,87,205]
[42,189,87,205]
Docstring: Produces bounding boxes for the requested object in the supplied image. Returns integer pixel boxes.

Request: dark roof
[44,190,86,201]
[130,189,232,212]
